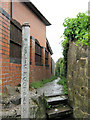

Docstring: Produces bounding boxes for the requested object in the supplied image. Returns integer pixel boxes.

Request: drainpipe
[11,0,13,18]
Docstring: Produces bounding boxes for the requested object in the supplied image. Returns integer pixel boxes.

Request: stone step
[46,95,68,106]
[47,105,72,119]
[50,103,68,109]
[45,93,63,97]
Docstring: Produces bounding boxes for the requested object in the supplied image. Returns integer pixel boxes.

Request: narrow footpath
[37,77,63,96]
[37,77,73,120]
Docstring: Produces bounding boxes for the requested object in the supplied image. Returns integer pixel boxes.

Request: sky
[30,0,89,63]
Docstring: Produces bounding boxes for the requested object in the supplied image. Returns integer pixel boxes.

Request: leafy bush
[60,12,89,78]
[62,12,89,46]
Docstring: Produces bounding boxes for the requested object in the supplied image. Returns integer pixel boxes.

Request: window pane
[35,41,42,66]
[45,50,49,66]
[10,41,21,64]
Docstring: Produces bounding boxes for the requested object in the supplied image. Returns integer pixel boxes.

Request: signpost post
[21,23,30,118]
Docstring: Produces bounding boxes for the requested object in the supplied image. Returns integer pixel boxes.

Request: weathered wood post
[21,23,30,118]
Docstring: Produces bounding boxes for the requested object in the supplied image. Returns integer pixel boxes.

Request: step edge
[47,108,72,115]
[47,98,68,103]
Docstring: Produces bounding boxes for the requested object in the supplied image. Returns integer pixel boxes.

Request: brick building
[0,0,53,92]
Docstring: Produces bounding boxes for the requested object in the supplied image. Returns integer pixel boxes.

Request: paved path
[37,77,64,97]
[37,78,73,119]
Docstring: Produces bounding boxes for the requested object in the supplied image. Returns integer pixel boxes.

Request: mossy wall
[67,41,89,119]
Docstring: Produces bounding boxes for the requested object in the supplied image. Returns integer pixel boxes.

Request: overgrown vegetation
[56,12,89,95]
[61,12,89,78]
[57,77,68,95]
[61,41,69,78]
[56,58,66,77]
[62,12,89,46]
[30,76,57,89]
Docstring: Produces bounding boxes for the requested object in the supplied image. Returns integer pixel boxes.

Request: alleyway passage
[37,77,64,96]
[37,77,73,119]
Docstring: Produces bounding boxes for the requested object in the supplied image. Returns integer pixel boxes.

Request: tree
[55,58,66,77]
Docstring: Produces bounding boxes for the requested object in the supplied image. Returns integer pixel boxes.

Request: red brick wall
[8,37,52,86]
[0,2,52,92]
[0,1,11,92]
[30,37,52,83]
[12,2,46,48]
[0,0,11,15]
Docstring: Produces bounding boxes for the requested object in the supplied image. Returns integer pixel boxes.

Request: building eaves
[23,1,51,26]
[46,39,53,55]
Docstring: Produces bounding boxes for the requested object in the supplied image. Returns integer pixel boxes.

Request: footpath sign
[21,23,30,118]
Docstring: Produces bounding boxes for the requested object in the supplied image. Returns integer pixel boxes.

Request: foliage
[61,40,69,77]
[56,12,89,95]
[55,58,60,76]
[57,77,68,95]
[60,12,90,77]
[30,76,57,89]
[62,12,90,46]
[44,97,51,109]
[55,58,66,77]
[56,58,68,94]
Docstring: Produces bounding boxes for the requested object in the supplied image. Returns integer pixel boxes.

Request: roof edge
[23,1,51,26]
[46,38,53,55]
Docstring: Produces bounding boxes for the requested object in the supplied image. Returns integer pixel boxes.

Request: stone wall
[67,41,89,119]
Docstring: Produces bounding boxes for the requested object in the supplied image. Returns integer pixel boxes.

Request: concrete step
[47,105,72,119]
[46,95,68,106]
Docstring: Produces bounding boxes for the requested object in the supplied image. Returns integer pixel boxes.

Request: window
[10,19,22,64]
[45,49,49,67]
[10,19,32,64]
[35,39,42,66]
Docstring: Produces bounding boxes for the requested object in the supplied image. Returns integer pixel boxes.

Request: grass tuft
[30,76,57,89]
